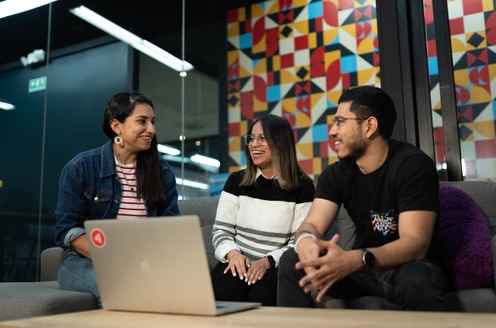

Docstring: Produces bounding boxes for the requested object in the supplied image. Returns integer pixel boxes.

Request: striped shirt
[115,158,146,219]
[212,168,315,267]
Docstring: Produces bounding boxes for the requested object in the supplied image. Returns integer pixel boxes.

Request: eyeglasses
[243,134,268,146]
[332,116,368,129]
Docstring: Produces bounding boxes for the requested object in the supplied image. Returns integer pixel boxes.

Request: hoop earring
[114,135,123,145]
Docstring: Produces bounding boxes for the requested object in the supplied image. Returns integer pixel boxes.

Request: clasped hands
[295,234,356,303]
[224,250,269,285]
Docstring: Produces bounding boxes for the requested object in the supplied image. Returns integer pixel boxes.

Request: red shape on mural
[423,0,433,25]
[433,127,446,164]
[427,40,437,57]
[279,10,294,24]
[449,17,464,35]
[310,46,324,64]
[227,9,239,23]
[339,0,354,10]
[299,159,313,175]
[326,60,341,91]
[455,85,470,106]
[281,53,294,68]
[253,76,267,102]
[228,80,240,93]
[475,139,496,158]
[314,17,323,32]
[282,107,296,127]
[328,126,336,153]
[296,82,311,95]
[280,0,292,11]
[229,122,240,137]
[323,1,339,27]
[458,105,473,122]
[320,141,328,158]
[469,65,489,85]
[311,62,325,78]
[356,21,372,39]
[463,0,482,15]
[228,59,239,80]
[253,17,265,46]
[296,96,310,112]
[244,19,252,33]
[266,42,279,57]
[267,28,279,42]
[295,35,308,50]
[342,73,351,90]
[487,12,496,45]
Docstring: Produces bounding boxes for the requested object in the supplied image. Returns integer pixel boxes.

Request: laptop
[84,215,261,316]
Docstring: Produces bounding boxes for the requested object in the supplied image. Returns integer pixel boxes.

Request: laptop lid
[84,216,260,316]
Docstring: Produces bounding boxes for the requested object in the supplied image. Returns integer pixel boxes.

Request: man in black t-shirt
[277,86,446,311]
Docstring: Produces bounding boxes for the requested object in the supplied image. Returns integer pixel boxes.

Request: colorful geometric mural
[426,0,496,181]
[226,0,380,176]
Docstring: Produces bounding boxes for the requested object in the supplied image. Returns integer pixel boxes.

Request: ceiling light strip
[0,0,57,19]
[69,5,193,72]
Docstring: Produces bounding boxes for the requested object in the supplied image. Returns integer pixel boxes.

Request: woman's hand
[224,250,251,279]
[245,259,269,285]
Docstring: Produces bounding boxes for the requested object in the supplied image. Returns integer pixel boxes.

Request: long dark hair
[102,91,166,209]
[240,114,311,191]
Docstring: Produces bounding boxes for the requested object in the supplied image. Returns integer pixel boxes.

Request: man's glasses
[332,116,368,129]
[243,134,268,146]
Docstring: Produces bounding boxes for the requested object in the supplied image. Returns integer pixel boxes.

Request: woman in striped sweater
[211,114,315,306]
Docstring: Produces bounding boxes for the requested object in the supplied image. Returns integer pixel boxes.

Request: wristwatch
[265,255,276,269]
[361,249,376,271]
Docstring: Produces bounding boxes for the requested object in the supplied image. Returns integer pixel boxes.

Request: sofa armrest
[40,247,68,281]
[492,235,496,291]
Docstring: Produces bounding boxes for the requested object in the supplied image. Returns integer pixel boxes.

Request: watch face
[362,249,376,269]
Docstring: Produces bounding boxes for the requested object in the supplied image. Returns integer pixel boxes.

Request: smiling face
[249,121,273,176]
[112,103,156,156]
[330,101,367,161]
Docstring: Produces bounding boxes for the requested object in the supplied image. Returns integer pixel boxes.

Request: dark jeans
[277,249,446,311]
[211,261,278,306]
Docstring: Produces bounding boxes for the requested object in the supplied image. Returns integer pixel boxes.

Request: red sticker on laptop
[90,228,106,248]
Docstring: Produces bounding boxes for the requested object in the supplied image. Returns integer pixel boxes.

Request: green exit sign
[28,76,47,93]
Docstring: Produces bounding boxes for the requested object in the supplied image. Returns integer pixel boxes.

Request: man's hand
[224,251,251,279]
[295,235,323,275]
[245,259,268,285]
[296,235,361,303]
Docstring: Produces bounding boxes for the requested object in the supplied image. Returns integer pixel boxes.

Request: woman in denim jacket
[54,91,180,306]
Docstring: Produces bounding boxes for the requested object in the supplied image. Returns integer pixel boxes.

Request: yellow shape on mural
[253,35,266,54]
[239,65,253,79]
[358,68,376,86]
[254,97,268,112]
[267,0,280,15]
[483,0,495,12]
[251,3,265,17]
[328,155,338,165]
[296,111,312,128]
[324,29,339,46]
[294,21,309,35]
[327,90,342,107]
[280,69,295,84]
[357,36,374,54]
[308,32,317,49]
[313,158,322,175]
[229,137,242,152]
[228,24,239,38]
[240,120,248,136]
[254,58,267,74]
[460,123,474,141]
[294,0,308,8]
[228,50,238,65]
[357,0,376,6]
[341,24,356,38]
[238,7,246,21]
[470,86,491,103]
[488,64,496,80]
[450,36,466,53]
[325,50,341,65]
[296,143,313,158]
[453,69,469,86]
[271,55,281,71]
[295,65,310,80]
[474,121,496,139]
[311,93,325,108]
[282,97,296,114]
[466,31,487,50]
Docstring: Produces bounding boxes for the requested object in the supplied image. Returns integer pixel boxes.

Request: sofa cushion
[0,281,98,321]
[439,185,495,291]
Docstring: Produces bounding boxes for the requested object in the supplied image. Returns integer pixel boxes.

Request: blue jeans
[277,249,446,311]
[58,253,101,308]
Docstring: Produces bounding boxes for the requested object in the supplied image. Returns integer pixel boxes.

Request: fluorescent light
[0,99,15,110]
[190,154,220,168]
[176,178,209,190]
[69,5,193,72]
[0,0,57,19]
[157,144,181,156]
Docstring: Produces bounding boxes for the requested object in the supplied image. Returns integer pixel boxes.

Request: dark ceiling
[0,0,235,76]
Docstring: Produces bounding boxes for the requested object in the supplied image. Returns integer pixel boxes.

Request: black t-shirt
[315,140,441,262]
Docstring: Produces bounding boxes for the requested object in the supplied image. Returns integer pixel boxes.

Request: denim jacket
[55,140,180,250]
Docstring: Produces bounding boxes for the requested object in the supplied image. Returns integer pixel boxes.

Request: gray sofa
[0,181,495,321]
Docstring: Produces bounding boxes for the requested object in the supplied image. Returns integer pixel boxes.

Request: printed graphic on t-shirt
[370,209,398,236]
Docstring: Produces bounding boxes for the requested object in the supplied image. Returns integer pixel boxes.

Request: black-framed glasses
[332,116,368,129]
[243,134,268,146]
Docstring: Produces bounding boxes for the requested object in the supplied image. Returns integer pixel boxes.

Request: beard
[337,130,367,161]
